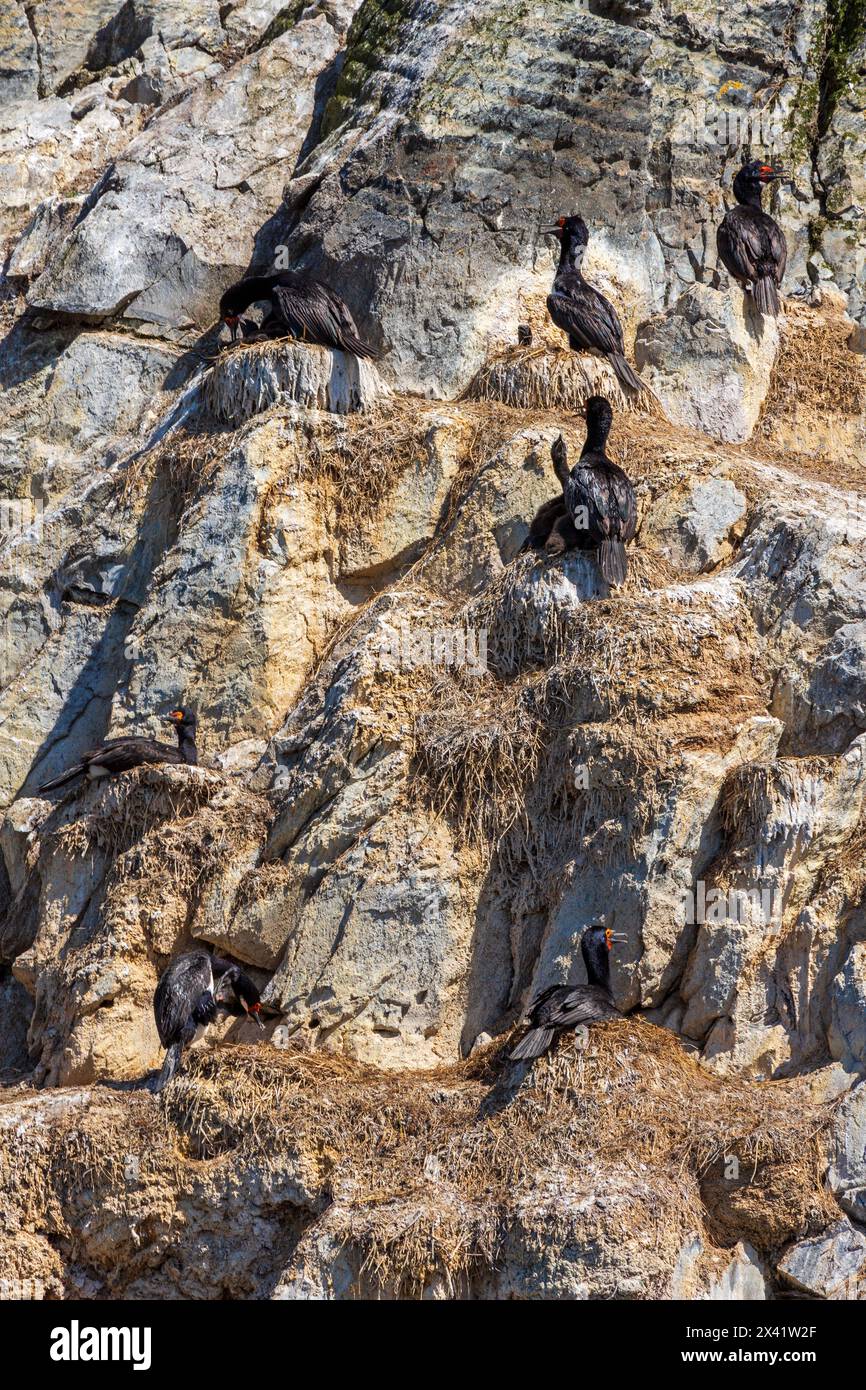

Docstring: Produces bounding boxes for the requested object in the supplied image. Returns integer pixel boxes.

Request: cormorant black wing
[530,983,617,1029]
[566,459,637,544]
[717,208,786,286]
[272,277,374,357]
[547,277,625,357]
[154,952,213,1047]
[92,737,179,773]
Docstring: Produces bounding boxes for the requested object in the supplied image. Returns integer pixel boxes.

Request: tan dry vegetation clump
[410,563,765,850]
[50,766,272,909]
[466,344,662,418]
[120,426,228,509]
[754,299,866,487]
[151,1021,835,1295]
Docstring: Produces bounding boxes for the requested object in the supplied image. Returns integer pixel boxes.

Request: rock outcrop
[1,0,865,1300]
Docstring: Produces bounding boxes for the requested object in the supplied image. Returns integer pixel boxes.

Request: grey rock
[777,1220,866,1300]
[0,0,40,103]
[635,284,779,442]
[645,475,748,572]
[829,942,866,1071]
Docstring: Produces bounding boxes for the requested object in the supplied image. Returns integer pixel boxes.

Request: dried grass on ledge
[305,397,437,536]
[411,669,547,843]
[410,563,762,850]
[49,767,271,902]
[153,1018,834,1296]
[119,426,227,510]
[759,301,865,428]
[466,344,661,417]
[201,337,384,425]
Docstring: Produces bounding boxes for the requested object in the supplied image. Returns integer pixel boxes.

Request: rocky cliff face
[1,0,865,1300]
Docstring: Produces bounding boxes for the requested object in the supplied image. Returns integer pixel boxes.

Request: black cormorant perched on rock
[219,271,375,357]
[152,949,264,1093]
[545,397,637,585]
[510,923,627,1061]
[717,160,787,317]
[37,707,198,793]
[545,216,647,393]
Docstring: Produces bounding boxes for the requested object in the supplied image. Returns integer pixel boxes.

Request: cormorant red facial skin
[543,398,637,585]
[152,949,264,1093]
[510,924,627,1062]
[716,160,788,317]
[545,215,648,393]
[37,707,198,793]
[218,272,376,358]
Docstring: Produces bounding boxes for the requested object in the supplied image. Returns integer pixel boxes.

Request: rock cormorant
[547,396,638,585]
[545,216,647,393]
[219,271,375,357]
[717,160,787,317]
[152,948,264,1093]
[37,707,198,793]
[510,923,627,1061]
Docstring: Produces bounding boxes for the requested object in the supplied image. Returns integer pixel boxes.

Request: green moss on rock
[257,0,308,50]
[320,0,416,137]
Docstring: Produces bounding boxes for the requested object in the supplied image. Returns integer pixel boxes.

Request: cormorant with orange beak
[545,215,647,393]
[37,707,198,793]
[510,923,627,1061]
[717,160,788,317]
[219,271,375,357]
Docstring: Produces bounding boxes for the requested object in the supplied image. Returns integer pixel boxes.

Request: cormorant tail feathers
[152,1041,182,1094]
[754,275,780,316]
[38,764,85,793]
[510,1026,555,1061]
[607,352,646,393]
[599,538,628,587]
[337,328,377,360]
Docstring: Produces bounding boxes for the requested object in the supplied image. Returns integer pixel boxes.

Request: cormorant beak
[543,226,564,237]
[758,166,786,182]
[222,314,240,342]
[247,1002,265,1030]
[164,709,185,724]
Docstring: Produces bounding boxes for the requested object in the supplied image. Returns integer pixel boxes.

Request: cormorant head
[585,921,627,952]
[585,395,613,439]
[545,214,589,245]
[740,159,785,184]
[235,973,265,1028]
[219,284,249,342]
[164,706,197,731]
[733,160,787,204]
[581,921,626,990]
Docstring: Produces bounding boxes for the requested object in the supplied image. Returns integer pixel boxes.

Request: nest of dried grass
[466,345,660,417]
[201,338,385,425]
[155,1020,834,1295]
[50,768,271,905]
